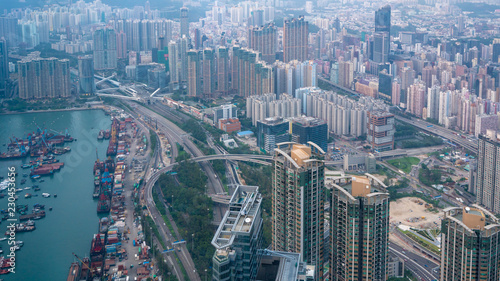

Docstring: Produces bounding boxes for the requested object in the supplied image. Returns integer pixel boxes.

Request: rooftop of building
[291,116,326,127]
[444,205,500,232]
[480,129,500,142]
[368,110,394,118]
[211,185,262,250]
[219,118,240,124]
[256,250,314,281]
[329,174,388,198]
[258,116,289,126]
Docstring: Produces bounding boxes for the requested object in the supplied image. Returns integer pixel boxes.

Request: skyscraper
[441,206,500,280]
[212,185,263,281]
[78,55,95,96]
[272,142,325,280]
[291,116,328,152]
[257,117,290,153]
[330,176,390,281]
[216,46,229,95]
[93,27,117,70]
[187,50,201,97]
[427,85,440,120]
[375,5,391,33]
[168,41,179,85]
[283,16,308,63]
[378,69,392,101]
[18,57,70,99]
[180,35,189,83]
[477,131,500,213]
[0,38,8,97]
[493,43,500,63]
[367,111,394,152]
[180,7,189,38]
[406,82,426,118]
[230,45,240,93]
[373,32,389,63]
[248,22,277,64]
[202,48,216,98]
[116,31,127,59]
[338,60,354,89]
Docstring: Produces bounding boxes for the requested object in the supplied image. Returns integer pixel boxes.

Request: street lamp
[150,227,154,262]
[192,233,195,252]
[205,269,208,281]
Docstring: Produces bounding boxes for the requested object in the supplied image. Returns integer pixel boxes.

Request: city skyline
[0,0,500,280]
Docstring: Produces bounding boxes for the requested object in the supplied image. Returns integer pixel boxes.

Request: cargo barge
[19,211,46,221]
[1,128,73,160]
[30,162,64,177]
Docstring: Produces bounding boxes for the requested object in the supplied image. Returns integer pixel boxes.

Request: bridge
[96,92,141,101]
[95,74,120,87]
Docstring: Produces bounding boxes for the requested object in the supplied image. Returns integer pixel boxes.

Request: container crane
[71,252,91,271]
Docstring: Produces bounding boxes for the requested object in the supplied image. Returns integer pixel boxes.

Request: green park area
[387,157,420,174]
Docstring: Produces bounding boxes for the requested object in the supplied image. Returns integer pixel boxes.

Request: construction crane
[71,252,91,271]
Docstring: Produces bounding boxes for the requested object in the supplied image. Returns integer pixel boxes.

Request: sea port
[65,110,155,281]
[0,109,111,280]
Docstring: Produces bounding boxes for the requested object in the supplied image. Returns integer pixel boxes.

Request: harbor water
[0,109,111,280]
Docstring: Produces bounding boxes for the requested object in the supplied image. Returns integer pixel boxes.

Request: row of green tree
[401,133,443,148]
[419,164,443,186]
[155,159,214,274]
[179,119,206,142]
[239,163,273,248]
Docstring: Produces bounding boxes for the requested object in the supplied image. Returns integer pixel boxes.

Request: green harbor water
[0,109,111,280]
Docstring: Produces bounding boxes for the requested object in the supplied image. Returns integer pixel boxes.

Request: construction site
[390,197,442,229]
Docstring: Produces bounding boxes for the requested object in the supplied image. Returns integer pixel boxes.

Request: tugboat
[98,130,104,140]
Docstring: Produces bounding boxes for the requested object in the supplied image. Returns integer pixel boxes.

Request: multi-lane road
[390,243,439,281]
[130,102,233,280]
[395,116,478,154]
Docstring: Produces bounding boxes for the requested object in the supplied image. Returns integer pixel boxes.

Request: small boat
[24,194,31,198]
[49,207,52,211]
[15,189,23,193]
[33,204,44,209]
[0,237,6,241]
[39,179,44,183]
[24,187,31,190]
[53,194,57,198]
[31,175,41,180]
[42,193,50,198]
[21,164,32,169]
[20,179,26,184]
[34,187,40,191]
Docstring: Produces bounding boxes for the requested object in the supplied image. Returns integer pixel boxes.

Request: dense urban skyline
[1,0,500,280]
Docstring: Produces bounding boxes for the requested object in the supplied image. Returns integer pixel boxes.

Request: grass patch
[152,187,179,241]
[430,228,441,237]
[145,216,167,249]
[403,230,440,255]
[176,253,189,281]
[162,215,178,240]
[387,157,420,174]
[149,129,157,157]
[413,229,433,241]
